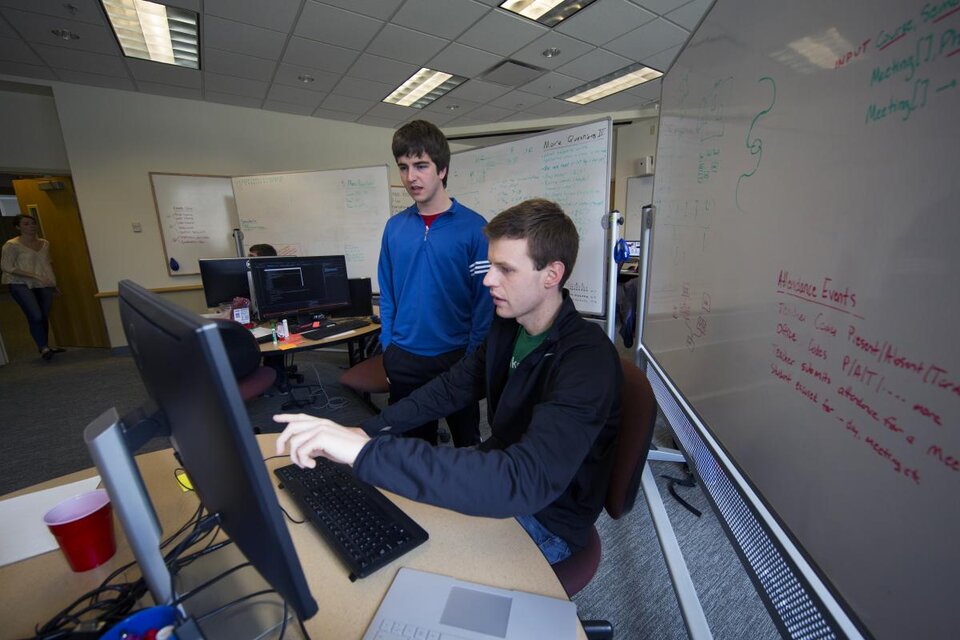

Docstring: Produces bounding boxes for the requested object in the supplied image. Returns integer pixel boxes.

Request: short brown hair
[484,199,579,286]
[392,120,451,187]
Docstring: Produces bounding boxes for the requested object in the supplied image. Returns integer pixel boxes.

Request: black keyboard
[275,460,428,580]
[300,318,370,341]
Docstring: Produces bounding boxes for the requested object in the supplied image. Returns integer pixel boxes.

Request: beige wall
[0,85,69,173]
[48,83,397,345]
[613,116,658,212]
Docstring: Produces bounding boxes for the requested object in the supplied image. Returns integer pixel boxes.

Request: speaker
[332,278,373,318]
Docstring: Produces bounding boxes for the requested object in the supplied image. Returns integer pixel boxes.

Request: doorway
[1,175,109,360]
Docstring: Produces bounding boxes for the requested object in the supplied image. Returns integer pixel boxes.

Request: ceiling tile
[605,17,688,61]
[366,24,448,66]
[330,75,394,100]
[446,78,512,103]
[629,0,692,15]
[393,0,490,40]
[427,42,500,78]
[205,0,301,33]
[127,59,201,88]
[137,81,203,100]
[556,0,655,46]
[0,59,56,79]
[458,9,548,57]
[467,103,513,121]
[366,101,419,120]
[316,0,404,21]
[444,113,488,128]
[0,0,107,26]
[263,99,317,116]
[643,44,680,71]
[517,71,581,97]
[55,69,135,90]
[205,90,264,109]
[204,15,288,60]
[204,71,268,98]
[203,47,277,83]
[322,93,375,114]
[34,44,126,75]
[666,0,710,30]
[294,3,383,51]
[0,34,41,64]
[282,36,359,73]
[3,8,118,55]
[311,107,359,122]
[356,113,404,128]
[510,31,593,71]
[520,98,577,117]
[273,63,340,92]
[555,47,631,81]
[423,94,481,115]
[488,89,545,110]
[348,52,417,85]
[267,83,327,107]
[625,76,661,99]
[584,88,647,111]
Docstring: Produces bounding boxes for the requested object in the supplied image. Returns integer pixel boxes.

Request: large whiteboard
[232,166,391,285]
[642,0,959,637]
[150,173,238,275]
[447,119,613,315]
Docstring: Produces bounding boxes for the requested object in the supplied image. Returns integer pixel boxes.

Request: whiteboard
[232,166,391,285]
[389,185,409,215]
[447,119,613,315]
[642,0,959,637]
[150,173,238,276]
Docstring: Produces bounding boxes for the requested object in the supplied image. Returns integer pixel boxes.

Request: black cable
[279,601,289,640]
[194,589,277,622]
[296,611,313,640]
[279,504,306,524]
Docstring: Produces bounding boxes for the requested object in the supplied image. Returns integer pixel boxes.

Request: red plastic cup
[43,489,117,572]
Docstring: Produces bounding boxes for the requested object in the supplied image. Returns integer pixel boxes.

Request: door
[12,177,109,349]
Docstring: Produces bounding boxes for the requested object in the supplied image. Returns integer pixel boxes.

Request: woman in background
[1,214,62,360]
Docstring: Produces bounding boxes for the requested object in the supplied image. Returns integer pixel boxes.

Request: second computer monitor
[199,257,250,308]
[249,255,351,321]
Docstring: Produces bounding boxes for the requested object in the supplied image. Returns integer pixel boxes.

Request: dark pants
[9,284,54,351]
[383,343,480,447]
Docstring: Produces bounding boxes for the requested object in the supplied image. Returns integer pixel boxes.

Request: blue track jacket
[378,198,492,356]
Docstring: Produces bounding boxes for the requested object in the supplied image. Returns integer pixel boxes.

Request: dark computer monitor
[199,257,250,308]
[249,255,351,321]
[331,277,373,318]
[84,280,317,620]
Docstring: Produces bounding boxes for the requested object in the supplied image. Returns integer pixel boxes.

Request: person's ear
[438,165,447,182]
[542,260,565,289]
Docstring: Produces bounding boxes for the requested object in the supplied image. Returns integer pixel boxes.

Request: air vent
[481,60,545,86]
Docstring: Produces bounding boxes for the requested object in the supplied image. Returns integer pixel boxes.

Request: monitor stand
[84,408,303,640]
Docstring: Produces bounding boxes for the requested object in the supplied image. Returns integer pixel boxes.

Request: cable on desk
[170,562,252,607]
[194,588,277,623]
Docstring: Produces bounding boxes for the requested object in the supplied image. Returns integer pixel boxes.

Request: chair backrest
[605,357,658,519]
[339,353,389,394]
[213,318,261,380]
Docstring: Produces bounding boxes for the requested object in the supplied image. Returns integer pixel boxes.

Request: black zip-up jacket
[356,292,622,552]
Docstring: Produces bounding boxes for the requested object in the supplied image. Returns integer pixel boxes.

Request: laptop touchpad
[440,586,513,638]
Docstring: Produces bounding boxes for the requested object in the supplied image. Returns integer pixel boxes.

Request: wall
[49,83,396,346]
[0,84,69,173]
[613,116,658,211]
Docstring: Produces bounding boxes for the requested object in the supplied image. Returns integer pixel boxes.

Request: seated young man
[275,199,622,563]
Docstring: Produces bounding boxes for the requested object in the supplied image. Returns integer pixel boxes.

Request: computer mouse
[369,314,380,324]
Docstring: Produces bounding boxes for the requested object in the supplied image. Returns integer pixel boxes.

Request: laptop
[364,567,578,640]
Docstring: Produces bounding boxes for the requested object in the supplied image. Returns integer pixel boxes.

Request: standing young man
[276,199,622,564]
[378,120,492,446]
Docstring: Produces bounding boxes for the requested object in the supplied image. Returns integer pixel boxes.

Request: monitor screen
[249,255,351,320]
[115,280,318,619]
[199,258,250,308]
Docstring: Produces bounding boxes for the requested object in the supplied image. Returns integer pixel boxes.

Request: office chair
[338,353,389,410]
[551,357,659,639]
[213,318,277,401]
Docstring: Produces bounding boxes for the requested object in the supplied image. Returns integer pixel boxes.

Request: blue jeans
[9,284,54,351]
[516,514,572,565]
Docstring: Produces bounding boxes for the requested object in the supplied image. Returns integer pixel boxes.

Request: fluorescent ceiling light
[499,0,597,26]
[560,64,663,105]
[383,68,466,109]
[102,0,199,68]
